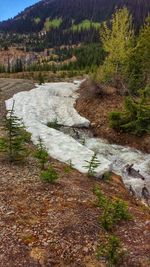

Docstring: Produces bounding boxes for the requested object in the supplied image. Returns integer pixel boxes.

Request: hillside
[0,78,150,267]
[0,0,150,40]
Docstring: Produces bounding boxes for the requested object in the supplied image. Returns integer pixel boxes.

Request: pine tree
[0,101,30,162]
[34,137,49,170]
[109,85,150,135]
[136,16,150,85]
[127,15,150,94]
[84,152,100,176]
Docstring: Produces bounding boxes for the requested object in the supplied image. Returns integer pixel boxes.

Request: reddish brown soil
[76,80,150,153]
[0,158,150,267]
[0,79,150,266]
[0,78,35,121]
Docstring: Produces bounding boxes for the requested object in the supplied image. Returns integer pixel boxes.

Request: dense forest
[0,0,150,47]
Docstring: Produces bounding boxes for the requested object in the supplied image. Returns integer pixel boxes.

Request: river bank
[76,80,150,154]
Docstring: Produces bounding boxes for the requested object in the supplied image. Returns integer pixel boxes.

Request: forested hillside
[0,0,149,45]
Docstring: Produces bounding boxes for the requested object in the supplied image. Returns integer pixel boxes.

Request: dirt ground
[0,78,150,266]
[0,78,35,121]
[76,80,150,153]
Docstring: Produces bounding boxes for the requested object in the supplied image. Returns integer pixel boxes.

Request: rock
[83,247,89,253]
[30,247,47,265]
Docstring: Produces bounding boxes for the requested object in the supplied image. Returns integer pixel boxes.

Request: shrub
[97,235,126,266]
[100,199,132,231]
[34,137,49,170]
[93,186,108,208]
[102,171,112,182]
[109,86,150,136]
[109,111,128,130]
[100,205,116,231]
[93,187,132,231]
[113,199,132,222]
[40,165,58,183]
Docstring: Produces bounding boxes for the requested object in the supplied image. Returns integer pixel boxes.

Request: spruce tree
[34,137,49,170]
[109,85,150,135]
[127,15,150,94]
[84,152,100,177]
[0,101,30,162]
[135,16,150,86]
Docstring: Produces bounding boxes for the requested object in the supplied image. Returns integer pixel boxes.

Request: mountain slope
[0,0,150,33]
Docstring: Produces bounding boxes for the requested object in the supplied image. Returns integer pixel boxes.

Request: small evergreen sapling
[34,137,49,170]
[34,137,59,183]
[0,101,30,162]
[93,187,132,231]
[84,152,100,176]
[40,165,58,183]
[97,235,126,266]
[102,171,112,182]
[64,159,74,173]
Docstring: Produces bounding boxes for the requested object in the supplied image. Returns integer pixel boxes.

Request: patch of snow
[5,82,111,177]
[6,83,90,128]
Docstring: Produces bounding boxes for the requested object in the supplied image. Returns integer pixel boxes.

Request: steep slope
[0,0,150,33]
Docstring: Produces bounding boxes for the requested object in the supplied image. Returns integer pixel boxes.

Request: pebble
[83,247,89,253]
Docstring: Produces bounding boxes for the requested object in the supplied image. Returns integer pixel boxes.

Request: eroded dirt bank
[76,80,150,153]
[0,78,35,121]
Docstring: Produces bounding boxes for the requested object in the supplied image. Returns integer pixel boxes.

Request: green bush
[112,199,132,222]
[100,205,116,231]
[93,186,108,207]
[109,87,150,136]
[102,171,112,182]
[109,111,128,130]
[97,235,126,266]
[93,187,132,231]
[40,165,58,183]
[100,199,132,231]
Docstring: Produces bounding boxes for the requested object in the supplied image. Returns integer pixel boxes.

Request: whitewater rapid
[5,81,150,196]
